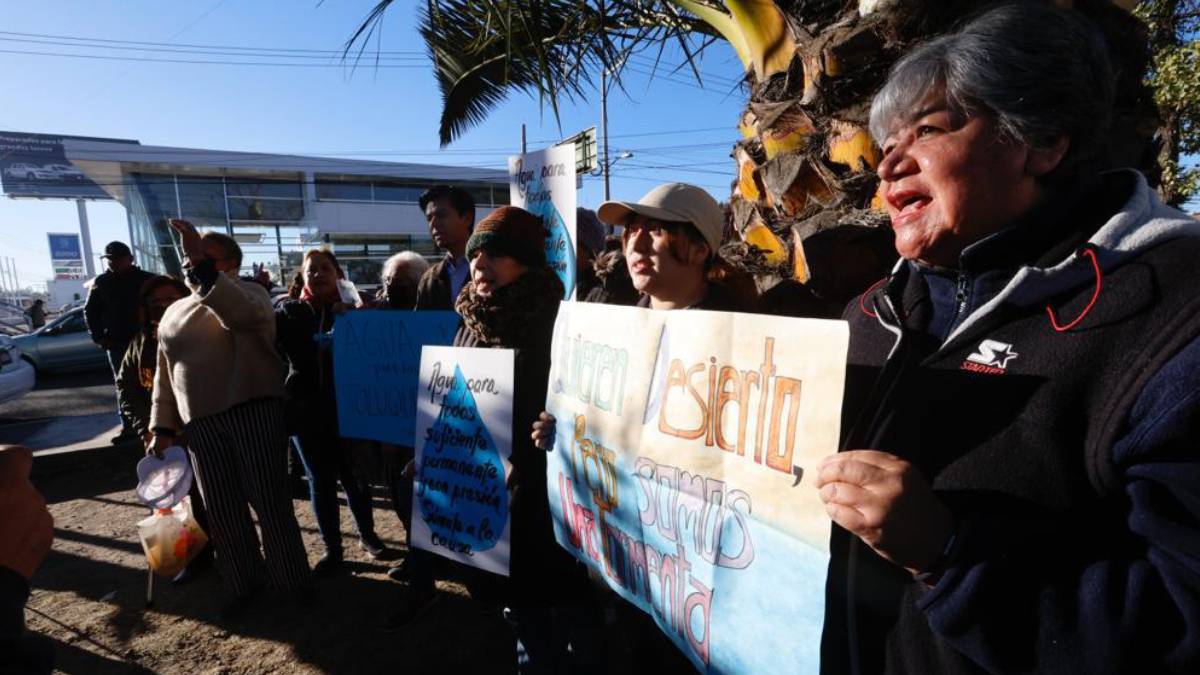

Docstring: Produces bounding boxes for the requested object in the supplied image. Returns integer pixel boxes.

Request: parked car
[45,163,86,180]
[4,163,50,180]
[0,334,36,405]
[13,307,109,373]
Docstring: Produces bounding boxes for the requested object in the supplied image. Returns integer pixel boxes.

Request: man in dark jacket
[24,300,45,330]
[84,241,154,444]
[818,6,1200,674]
[414,186,474,311]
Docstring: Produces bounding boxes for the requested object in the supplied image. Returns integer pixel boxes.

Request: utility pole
[3,257,18,305]
[601,66,611,202]
[521,124,527,155]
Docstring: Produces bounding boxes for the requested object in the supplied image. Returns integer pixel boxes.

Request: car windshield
[46,312,77,331]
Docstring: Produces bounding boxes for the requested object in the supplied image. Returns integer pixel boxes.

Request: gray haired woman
[822,4,1200,674]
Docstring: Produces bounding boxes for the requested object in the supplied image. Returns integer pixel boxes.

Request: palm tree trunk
[722,0,1159,308]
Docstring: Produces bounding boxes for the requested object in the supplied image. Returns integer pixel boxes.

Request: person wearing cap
[597,182,755,312]
[534,184,756,672]
[84,241,155,444]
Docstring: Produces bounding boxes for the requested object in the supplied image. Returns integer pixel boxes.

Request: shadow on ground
[27,463,520,674]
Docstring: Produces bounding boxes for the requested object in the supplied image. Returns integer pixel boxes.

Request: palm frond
[345,0,723,146]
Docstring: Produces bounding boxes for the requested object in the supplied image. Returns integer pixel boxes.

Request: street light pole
[76,199,95,278]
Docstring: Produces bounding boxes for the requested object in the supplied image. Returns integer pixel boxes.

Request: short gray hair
[869,3,1114,181]
[382,251,429,287]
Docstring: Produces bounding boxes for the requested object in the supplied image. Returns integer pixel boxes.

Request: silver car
[13,307,110,373]
[0,334,35,404]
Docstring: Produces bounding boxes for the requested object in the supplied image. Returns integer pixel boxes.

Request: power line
[0,46,426,68]
[0,29,423,55]
[0,35,426,61]
[625,55,743,88]
[46,138,735,166]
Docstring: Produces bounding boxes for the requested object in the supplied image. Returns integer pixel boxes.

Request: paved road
[0,369,127,455]
[0,369,115,422]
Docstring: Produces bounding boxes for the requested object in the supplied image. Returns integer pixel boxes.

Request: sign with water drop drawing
[545,302,849,674]
[413,346,515,576]
[509,143,578,299]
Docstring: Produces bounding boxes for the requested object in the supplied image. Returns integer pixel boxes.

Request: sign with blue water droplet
[412,346,514,576]
[509,144,577,299]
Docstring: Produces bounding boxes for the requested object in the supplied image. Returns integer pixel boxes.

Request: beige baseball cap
[597,182,724,252]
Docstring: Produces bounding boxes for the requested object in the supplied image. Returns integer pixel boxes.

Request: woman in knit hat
[451,206,600,672]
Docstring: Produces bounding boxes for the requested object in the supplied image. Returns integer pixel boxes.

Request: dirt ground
[26,460,518,675]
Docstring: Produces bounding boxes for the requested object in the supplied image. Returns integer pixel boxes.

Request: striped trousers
[187,397,310,596]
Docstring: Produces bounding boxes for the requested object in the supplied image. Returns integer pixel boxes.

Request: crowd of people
[6,3,1200,673]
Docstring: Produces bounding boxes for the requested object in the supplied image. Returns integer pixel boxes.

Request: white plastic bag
[137,496,208,578]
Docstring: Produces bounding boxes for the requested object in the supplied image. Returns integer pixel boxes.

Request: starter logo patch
[962,339,1019,374]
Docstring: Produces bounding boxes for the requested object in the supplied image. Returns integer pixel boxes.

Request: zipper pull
[955,274,969,315]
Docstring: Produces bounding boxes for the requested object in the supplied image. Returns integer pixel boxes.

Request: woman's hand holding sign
[532,412,556,451]
[817,450,954,578]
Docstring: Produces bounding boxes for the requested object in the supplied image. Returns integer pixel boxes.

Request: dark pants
[507,603,604,675]
[294,428,377,558]
[105,345,133,433]
[187,398,310,596]
[381,443,435,592]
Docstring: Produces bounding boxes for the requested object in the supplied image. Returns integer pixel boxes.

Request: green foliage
[1136,0,1200,205]
[346,1,722,146]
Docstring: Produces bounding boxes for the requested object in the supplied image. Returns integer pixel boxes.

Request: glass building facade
[127,172,314,282]
[124,168,508,289]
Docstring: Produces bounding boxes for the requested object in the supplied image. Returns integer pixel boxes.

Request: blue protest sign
[332,310,459,445]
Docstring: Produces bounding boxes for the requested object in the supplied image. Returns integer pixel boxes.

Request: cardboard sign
[412,346,515,576]
[509,144,577,299]
[333,310,459,445]
[545,302,849,673]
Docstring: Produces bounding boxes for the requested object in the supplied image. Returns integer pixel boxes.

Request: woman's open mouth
[887,189,932,225]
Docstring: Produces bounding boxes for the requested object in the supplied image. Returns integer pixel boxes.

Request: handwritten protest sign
[546,302,848,673]
[509,144,577,299]
[333,311,459,445]
[412,346,514,576]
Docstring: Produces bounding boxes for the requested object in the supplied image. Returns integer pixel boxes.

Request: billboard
[0,132,139,200]
[47,233,86,280]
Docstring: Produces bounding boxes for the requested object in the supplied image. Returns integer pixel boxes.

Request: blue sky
[0,0,747,288]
